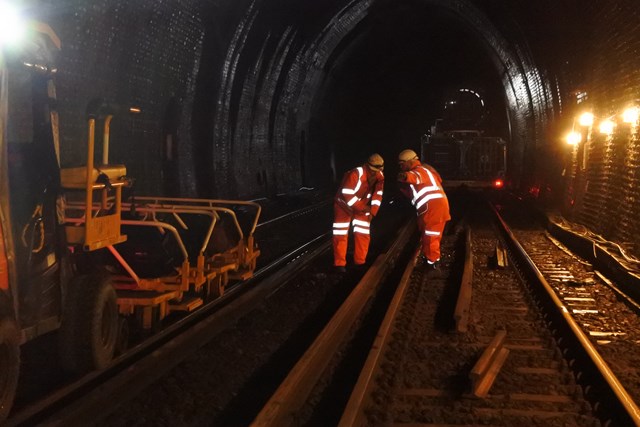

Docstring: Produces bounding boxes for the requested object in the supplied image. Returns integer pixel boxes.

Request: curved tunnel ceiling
[313,2,511,178]
[209,0,552,196]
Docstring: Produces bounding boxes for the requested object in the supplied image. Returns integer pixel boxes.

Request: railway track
[14,191,640,426]
[498,199,640,420]
[251,192,640,426]
[6,197,333,426]
[8,194,411,426]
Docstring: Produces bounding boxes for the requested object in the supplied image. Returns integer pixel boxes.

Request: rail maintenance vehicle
[0,15,260,419]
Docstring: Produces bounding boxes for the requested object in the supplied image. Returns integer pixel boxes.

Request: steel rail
[256,199,331,228]
[5,234,330,427]
[251,220,415,426]
[492,204,640,426]
[338,245,420,427]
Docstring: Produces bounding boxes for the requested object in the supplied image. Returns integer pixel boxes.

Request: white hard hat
[398,149,418,162]
[367,153,384,170]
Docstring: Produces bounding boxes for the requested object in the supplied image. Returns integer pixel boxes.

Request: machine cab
[2,21,63,338]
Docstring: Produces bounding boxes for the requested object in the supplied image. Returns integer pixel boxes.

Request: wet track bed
[94,197,409,426]
[7,190,411,426]
[8,189,335,425]
[12,190,640,426]
[498,198,640,412]
[353,196,600,426]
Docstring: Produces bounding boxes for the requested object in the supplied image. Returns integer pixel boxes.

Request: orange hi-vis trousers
[332,202,371,267]
[417,199,449,264]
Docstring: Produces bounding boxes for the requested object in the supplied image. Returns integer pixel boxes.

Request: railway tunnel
[3,0,640,424]
[20,0,635,254]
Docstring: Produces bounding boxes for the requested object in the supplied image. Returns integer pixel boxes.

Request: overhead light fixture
[566,131,582,145]
[622,107,639,124]
[0,2,26,47]
[578,112,594,127]
[599,119,615,135]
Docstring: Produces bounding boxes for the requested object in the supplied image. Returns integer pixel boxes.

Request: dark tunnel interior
[312,3,508,179]
[4,0,640,256]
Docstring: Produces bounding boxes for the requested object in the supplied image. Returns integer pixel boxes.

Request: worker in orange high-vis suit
[397,149,450,268]
[333,153,385,272]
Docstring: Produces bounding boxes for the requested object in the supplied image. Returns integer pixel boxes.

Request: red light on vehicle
[493,179,504,189]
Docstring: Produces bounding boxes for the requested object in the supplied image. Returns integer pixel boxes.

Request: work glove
[397,172,407,182]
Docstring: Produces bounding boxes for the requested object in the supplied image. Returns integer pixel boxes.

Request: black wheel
[114,316,129,356]
[0,317,20,421]
[59,274,118,373]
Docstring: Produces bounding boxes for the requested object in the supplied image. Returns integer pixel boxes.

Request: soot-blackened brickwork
[25,0,640,256]
[33,0,204,195]
[561,1,640,256]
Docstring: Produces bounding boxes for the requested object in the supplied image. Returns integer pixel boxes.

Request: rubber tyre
[0,317,20,421]
[59,274,118,373]
[114,316,129,356]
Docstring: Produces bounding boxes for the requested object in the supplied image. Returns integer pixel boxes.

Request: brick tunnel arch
[208,0,555,197]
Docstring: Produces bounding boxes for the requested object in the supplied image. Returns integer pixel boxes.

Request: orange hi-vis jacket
[333,166,384,267]
[399,161,450,263]
[335,166,384,216]
[400,163,448,219]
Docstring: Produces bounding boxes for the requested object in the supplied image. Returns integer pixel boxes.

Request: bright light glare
[623,107,639,124]
[578,112,594,127]
[566,131,581,145]
[493,179,504,189]
[0,3,26,46]
[599,120,615,135]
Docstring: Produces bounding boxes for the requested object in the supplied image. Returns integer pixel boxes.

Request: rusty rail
[251,221,415,426]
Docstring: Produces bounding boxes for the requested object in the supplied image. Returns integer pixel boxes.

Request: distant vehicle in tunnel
[0,18,259,420]
[420,88,507,189]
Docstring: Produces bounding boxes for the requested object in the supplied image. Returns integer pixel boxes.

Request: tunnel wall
[27,0,640,259]
[558,1,640,256]
[33,0,551,198]
[34,0,205,196]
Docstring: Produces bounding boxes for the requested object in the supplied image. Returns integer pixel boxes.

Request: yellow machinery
[61,111,261,329]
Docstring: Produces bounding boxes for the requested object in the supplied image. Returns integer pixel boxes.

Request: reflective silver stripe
[352,219,370,227]
[424,230,441,236]
[341,167,364,195]
[423,167,439,187]
[411,182,439,202]
[415,193,443,210]
[347,196,359,206]
[353,226,370,234]
[333,222,350,236]
[371,200,381,206]
[376,190,383,195]
[409,170,422,184]
[409,166,444,211]
[410,185,438,205]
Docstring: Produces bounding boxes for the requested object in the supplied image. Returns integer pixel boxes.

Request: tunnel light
[622,107,639,124]
[575,91,588,104]
[493,179,504,189]
[129,107,142,114]
[578,112,594,127]
[0,3,26,47]
[566,131,582,145]
[599,119,615,135]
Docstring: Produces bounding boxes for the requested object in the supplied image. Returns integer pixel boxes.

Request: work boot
[425,259,440,272]
[334,265,347,273]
